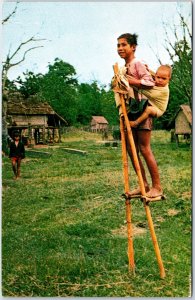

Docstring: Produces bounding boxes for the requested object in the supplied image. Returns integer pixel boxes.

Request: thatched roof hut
[90,116,108,132]
[168,104,192,144]
[7,92,67,145]
[169,104,192,135]
[7,93,67,126]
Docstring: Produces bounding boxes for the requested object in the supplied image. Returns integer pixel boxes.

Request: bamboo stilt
[120,116,135,274]
[119,93,146,196]
[120,117,130,194]
[113,62,165,279]
[143,201,166,278]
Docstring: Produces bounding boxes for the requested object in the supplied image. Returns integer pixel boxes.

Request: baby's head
[155,65,172,87]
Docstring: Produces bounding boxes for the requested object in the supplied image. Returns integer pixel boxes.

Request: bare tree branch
[8,46,44,67]
[148,44,162,65]
[2,0,19,25]
[177,9,192,40]
[173,23,179,42]
[2,36,46,91]
[9,36,46,60]
[163,45,174,61]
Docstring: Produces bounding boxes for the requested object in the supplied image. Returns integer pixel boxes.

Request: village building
[6,92,67,146]
[169,104,192,144]
[90,116,108,132]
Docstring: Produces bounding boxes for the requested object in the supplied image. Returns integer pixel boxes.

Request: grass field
[2,129,192,297]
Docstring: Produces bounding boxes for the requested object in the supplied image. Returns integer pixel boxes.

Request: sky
[1,1,192,87]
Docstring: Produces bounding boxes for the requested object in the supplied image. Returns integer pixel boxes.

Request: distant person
[128,64,171,128]
[9,131,25,180]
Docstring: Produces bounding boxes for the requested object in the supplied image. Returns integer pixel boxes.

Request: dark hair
[13,130,20,137]
[117,33,138,46]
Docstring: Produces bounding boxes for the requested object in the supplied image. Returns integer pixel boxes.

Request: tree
[40,58,78,125]
[76,83,97,124]
[154,9,192,129]
[100,88,119,126]
[2,1,45,153]
[2,36,45,92]
[16,71,43,98]
[76,81,107,125]
[164,12,191,102]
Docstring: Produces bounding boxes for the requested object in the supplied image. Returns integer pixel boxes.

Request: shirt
[126,58,155,101]
[9,141,25,159]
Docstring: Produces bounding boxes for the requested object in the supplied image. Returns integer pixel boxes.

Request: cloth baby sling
[112,67,169,118]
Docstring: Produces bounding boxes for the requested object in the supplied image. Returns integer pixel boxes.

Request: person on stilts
[117,33,163,199]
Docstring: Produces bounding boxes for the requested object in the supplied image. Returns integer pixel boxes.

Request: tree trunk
[2,93,9,155]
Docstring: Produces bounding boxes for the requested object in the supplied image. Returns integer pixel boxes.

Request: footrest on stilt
[141,194,166,204]
[121,193,141,200]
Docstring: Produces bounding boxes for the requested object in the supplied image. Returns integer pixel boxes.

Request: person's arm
[133,61,155,88]
[9,143,13,158]
[21,143,25,159]
[128,77,141,87]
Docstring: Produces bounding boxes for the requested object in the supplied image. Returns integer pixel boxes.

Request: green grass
[2,130,192,297]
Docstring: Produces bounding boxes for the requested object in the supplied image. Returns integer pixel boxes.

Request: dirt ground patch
[167,209,180,216]
[111,224,146,238]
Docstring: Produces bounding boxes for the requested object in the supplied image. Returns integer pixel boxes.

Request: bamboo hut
[169,104,192,144]
[90,116,108,132]
[7,92,67,146]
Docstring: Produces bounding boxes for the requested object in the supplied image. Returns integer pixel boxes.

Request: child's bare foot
[129,186,150,197]
[129,121,138,128]
[146,188,163,198]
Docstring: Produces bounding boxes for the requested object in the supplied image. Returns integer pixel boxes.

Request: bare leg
[11,160,17,179]
[125,130,150,195]
[137,130,162,197]
[130,106,157,128]
[16,158,22,179]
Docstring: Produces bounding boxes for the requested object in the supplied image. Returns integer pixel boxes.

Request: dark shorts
[136,117,153,130]
[128,98,153,131]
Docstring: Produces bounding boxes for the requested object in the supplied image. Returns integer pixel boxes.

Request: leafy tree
[100,87,119,126]
[16,71,44,98]
[76,83,96,124]
[76,81,103,125]
[3,78,18,92]
[40,58,78,125]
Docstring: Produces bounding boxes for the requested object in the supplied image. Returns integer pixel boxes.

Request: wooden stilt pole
[120,116,135,274]
[119,93,146,195]
[143,201,166,278]
[113,63,165,279]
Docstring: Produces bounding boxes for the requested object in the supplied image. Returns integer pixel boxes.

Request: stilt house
[7,92,67,145]
[169,104,192,144]
[90,116,108,132]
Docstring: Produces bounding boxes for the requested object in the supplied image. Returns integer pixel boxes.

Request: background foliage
[3,10,192,129]
[10,28,192,129]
